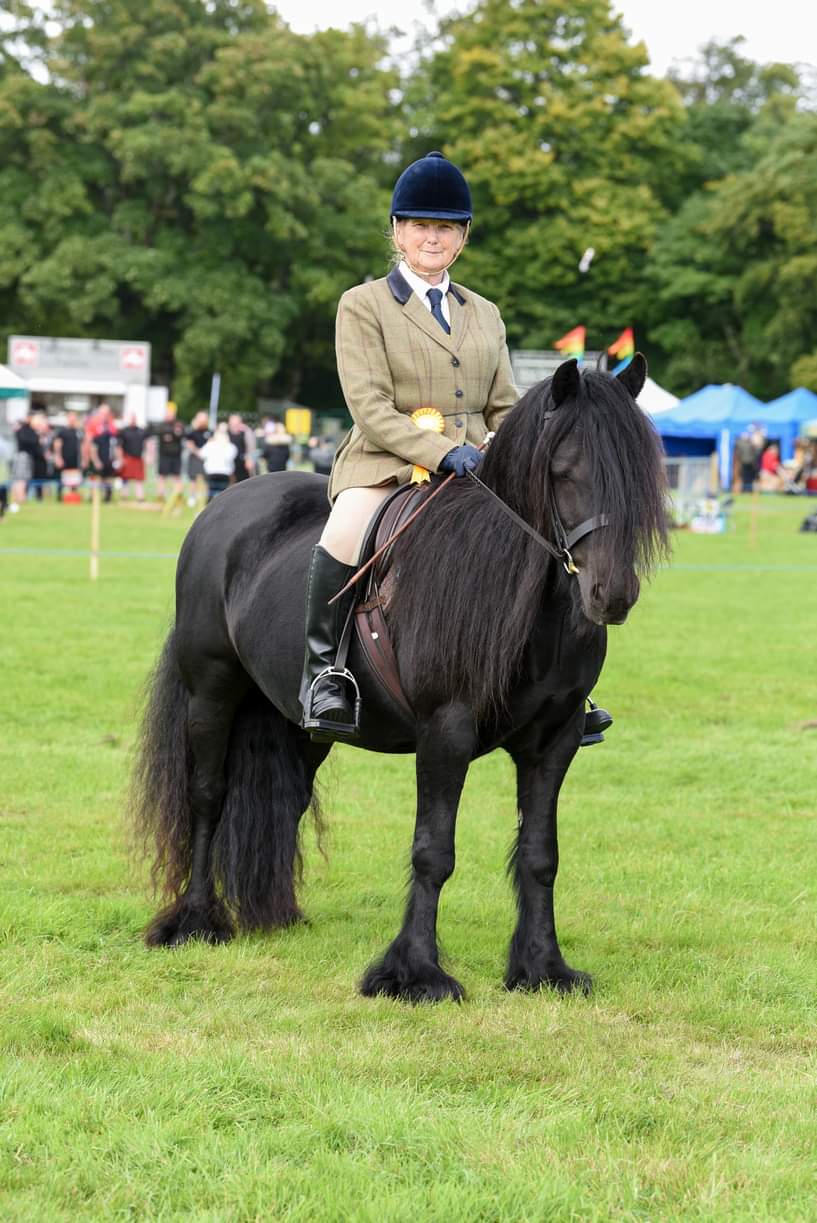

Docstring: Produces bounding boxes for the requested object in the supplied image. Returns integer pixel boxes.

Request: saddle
[350,483,427,721]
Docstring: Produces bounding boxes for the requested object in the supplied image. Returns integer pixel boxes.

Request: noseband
[549,495,609,575]
[465,470,608,576]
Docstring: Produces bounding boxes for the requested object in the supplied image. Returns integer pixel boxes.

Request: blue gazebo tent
[652,384,765,488]
[760,388,817,460]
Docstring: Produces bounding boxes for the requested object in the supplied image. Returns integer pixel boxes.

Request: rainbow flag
[608,327,635,375]
[554,326,586,359]
[607,327,635,358]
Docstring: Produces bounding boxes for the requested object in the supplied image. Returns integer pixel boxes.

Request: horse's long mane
[389,368,669,716]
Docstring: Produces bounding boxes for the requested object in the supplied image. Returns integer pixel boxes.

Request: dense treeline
[1,0,815,413]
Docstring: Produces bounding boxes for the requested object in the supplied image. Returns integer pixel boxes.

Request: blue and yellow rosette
[410,407,446,483]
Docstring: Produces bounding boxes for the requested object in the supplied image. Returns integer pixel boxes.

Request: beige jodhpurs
[319,483,398,565]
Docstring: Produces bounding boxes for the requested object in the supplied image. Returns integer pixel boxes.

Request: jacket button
[455,388,464,398]
[451,357,460,367]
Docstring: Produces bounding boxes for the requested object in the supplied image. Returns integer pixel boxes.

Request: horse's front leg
[361,704,475,1003]
[506,720,592,994]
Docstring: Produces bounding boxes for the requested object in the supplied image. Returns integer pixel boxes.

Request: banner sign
[8,335,151,385]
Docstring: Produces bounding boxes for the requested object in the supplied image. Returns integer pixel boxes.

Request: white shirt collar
[399,260,450,307]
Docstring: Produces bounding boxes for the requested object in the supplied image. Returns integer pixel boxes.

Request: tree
[6,3,813,410]
[666,36,804,199]
[0,1,400,413]
[644,191,749,394]
[406,0,687,354]
[647,108,817,397]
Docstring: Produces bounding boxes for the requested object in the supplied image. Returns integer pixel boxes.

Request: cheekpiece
[390,151,472,222]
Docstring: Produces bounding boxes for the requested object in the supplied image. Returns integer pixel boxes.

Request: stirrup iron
[302,666,361,741]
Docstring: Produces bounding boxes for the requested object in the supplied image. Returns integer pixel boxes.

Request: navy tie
[426,287,451,335]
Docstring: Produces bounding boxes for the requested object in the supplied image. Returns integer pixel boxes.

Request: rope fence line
[0,547,178,559]
[668,563,817,572]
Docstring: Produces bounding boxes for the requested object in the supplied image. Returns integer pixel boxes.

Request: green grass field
[2,493,816,1221]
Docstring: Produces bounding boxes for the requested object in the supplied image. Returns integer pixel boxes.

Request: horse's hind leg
[146,677,245,947]
[505,721,592,994]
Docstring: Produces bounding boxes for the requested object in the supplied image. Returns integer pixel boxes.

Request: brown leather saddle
[352,483,428,721]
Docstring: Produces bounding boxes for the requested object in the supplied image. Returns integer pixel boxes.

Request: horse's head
[540,354,668,627]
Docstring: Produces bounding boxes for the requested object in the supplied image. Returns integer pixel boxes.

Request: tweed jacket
[328,266,518,501]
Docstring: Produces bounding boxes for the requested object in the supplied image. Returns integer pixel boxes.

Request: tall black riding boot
[299,545,360,741]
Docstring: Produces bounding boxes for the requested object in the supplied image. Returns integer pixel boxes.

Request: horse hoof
[360,957,464,1004]
[505,964,592,996]
[551,968,593,995]
[144,899,235,948]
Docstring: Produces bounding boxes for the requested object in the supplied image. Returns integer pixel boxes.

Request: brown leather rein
[330,465,609,606]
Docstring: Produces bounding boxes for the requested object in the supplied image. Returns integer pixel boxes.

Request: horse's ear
[551,358,581,408]
[616,352,647,399]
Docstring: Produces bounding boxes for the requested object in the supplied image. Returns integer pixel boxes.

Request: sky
[270,0,817,74]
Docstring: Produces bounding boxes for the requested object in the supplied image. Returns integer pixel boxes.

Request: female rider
[299,151,611,746]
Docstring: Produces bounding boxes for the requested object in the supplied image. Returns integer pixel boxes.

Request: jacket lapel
[388,265,464,356]
[386,266,412,304]
[448,283,471,352]
[403,293,459,355]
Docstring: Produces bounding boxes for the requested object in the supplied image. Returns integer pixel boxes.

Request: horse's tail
[131,628,320,932]
[211,687,319,930]
[131,628,194,904]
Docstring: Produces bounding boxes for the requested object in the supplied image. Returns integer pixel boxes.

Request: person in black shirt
[91,420,118,503]
[151,406,186,500]
[185,411,211,496]
[0,432,11,516]
[118,413,147,501]
[13,416,46,501]
[228,412,255,482]
[308,435,336,476]
[53,411,82,500]
[260,416,292,473]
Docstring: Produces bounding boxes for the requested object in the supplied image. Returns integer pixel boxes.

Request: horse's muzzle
[579,572,640,626]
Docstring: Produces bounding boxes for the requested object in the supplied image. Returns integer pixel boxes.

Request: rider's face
[395,219,466,282]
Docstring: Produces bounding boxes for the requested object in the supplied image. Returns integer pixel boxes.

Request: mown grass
[1,493,816,1220]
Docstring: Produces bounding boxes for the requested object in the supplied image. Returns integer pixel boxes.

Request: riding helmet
[390,151,472,222]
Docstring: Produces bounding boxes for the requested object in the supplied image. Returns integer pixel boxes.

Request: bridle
[328,414,609,610]
[466,403,609,574]
[465,470,607,575]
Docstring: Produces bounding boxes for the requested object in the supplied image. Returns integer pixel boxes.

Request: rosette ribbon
[409,407,446,483]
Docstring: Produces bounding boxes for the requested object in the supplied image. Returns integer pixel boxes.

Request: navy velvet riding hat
[390,151,472,222]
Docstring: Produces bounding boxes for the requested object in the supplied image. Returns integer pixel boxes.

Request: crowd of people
[735,427,817,494]
[0,403,336,515]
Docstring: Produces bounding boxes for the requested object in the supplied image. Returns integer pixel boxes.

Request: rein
[329,430,610,606]
[465,469,608,575]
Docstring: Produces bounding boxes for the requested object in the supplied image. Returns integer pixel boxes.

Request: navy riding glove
[439,444,483,478]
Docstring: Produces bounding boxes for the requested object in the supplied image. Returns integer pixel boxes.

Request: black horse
[132,356,668,1001]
